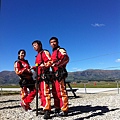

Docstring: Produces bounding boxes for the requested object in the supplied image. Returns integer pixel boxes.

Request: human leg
[39,81,51,119]
[20,87,28,103]
[52,79,68,116]
[21,87,36,111]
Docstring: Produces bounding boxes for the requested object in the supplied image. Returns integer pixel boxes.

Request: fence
[77,80,120,94]
[0,80,120,95]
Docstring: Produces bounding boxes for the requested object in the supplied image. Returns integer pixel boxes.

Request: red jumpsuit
[33,50,52,111]
[51,47,69,112]
[14,60,36,108]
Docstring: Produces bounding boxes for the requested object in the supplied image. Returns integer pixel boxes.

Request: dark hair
[32,40,42,49]
[18,49,26,59]
[49,37,58,43]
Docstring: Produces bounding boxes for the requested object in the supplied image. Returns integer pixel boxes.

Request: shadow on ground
[68,105,119,120]
[0,105,20,110]
[32,104,119,120]
[0,99,20,103]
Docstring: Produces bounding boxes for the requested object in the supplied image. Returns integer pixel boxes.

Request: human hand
[39,63,46,69]
[52,62,59,67]
[30,66,36,71]
[30,66,34,70]
[27,69,32,73]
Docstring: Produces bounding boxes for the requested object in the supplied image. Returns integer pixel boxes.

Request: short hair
[49,37,58,43]
[18,49,26,59]
[32,40,42,48]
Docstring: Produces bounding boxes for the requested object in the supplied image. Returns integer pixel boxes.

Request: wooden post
[84,83,87,94]
[0,86,2,96]
[116,81,119,94]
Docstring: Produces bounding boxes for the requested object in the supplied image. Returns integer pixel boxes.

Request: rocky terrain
[0,91,120,120]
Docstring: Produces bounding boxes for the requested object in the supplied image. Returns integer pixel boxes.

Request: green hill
[0,69,120,85]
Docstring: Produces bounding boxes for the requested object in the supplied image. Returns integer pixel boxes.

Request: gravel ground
[0,91,120,120]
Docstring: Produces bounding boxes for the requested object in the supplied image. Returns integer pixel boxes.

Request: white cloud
[115,59,120,62]
[73,68,82,71]
[91,23,105,27]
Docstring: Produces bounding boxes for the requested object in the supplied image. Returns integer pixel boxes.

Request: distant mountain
[0,71,19,85]
[67,69,120,82]
[0,69,120,85]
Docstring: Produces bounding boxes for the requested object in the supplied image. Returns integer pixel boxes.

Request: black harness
[38,50,51,84]
[15,60,35,88]
[54,48,68,82]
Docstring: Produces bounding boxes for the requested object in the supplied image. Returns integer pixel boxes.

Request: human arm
[14,61,32,76]
[52,48,69,67]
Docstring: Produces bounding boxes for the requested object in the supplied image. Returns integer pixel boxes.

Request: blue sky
[0,0,120,72]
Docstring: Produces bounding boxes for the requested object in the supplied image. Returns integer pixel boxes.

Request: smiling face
[18,50,26,60]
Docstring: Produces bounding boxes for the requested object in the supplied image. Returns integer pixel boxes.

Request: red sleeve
[42,50,53,68]
[57,48,69,67]
[14,61,27,75]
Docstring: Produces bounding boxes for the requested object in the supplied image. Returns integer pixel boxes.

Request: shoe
[20,102,32,112]
[20,102,28,111]
[39,110,45,115]
[54,108,60,116]
[58,111,68,117]
[27,106,32,112]
[43,110,50,119]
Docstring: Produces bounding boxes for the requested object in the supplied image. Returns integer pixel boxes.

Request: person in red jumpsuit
[14,49,36,111]
[49,37,69,116]
[31,40,52,119]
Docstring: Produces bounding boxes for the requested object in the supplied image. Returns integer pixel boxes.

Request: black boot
[43,110,50,119]
[58,110,68,117]
[54,108,60,116]
[39,108,45,115]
